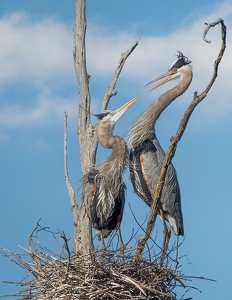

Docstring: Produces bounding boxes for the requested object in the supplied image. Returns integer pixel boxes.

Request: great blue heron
[128,52,192,239]
[83,96,139,249]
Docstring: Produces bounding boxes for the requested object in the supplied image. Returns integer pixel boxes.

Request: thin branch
[202,18,224,43]
[28,218,41,252]
[64,112,79,217]
[60,231,71,282]
[128,203,162,252]
[101,34,142,111]
[134,18,227,262]
[182,275,216,282]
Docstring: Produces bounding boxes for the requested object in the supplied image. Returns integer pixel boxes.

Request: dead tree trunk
[72,0,96,254]
[65,0,140,255]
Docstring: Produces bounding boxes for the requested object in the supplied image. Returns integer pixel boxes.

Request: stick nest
[1,224,210,300]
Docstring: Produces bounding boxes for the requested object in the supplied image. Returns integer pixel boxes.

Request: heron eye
[173,68,178,73]
[109,112,113,116]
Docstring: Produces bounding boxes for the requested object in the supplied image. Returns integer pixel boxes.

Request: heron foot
[100,231,106,251]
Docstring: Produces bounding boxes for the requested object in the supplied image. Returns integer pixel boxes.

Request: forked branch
[134,18,226,262]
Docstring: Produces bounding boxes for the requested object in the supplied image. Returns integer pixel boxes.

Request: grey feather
[128,56,193,236]
[82,111,128,239]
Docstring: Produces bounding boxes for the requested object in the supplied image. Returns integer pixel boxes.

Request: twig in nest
[0,228,215,300]
[60,231,71,281]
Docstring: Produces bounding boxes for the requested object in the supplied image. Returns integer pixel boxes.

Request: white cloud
[0,2,231,131]
[86,3,232,85]
[0,12,74,85]
[85,1,232,127]
[0,93,78,128]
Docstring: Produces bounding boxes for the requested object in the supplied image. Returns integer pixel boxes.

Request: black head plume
[94,111,111,120]
[169,51,191,71]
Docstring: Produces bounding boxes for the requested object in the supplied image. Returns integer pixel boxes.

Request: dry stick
[134,18,226,262]
[203,18,224,43]
[101,34,142,112]
[64,112,78,215]
[111,270,147,297]
[28,219,41,253]
[129,201,175,262]
[60,231,71,282]
[64,112,80,244]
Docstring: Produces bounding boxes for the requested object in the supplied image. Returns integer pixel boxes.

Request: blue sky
[0,0,232,298]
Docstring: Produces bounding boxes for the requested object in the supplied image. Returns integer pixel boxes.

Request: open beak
[145,71,175,92]
[112,96,139,122]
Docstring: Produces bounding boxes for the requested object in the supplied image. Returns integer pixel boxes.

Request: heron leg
[100,231,106,250]
[159,207,171,265]
[118,227,124,251]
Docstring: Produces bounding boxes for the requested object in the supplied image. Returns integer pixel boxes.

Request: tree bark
[73,0,96,254]
[71,0,140,255]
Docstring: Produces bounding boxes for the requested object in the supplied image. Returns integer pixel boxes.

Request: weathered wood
[73,0,95,254]
[72,0,140,254]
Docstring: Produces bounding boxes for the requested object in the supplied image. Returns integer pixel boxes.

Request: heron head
[145,51,192,92]
[95,96,139,129]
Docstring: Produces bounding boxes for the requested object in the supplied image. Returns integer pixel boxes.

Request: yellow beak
[116,96,139,113]
[145,71,174,92]
[112,96,139,122]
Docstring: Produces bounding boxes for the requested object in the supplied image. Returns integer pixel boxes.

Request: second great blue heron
[83,96,139,249]
[128,52,192,237]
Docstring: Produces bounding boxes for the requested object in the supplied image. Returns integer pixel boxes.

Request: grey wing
[81,173,94,219]
[142,139,184,236]
[129,139,159,206]
[140,148,162,200]
[162,164,184,236]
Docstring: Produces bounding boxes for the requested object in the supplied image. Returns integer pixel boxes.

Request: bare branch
[64,112,81,254]
[134,18,227,261]
[29,218,41,252]
[60,231,71,281]
[64,112,78,215]
[202,18,224,43]
[111,270,147,296]
[101,34,142,111]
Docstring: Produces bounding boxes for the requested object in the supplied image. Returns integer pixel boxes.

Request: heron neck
[129,69,192,149]
[96,124,128,172]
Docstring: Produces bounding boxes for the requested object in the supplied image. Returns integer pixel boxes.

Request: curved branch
[203,18,225,43]
[134,18,227,262]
